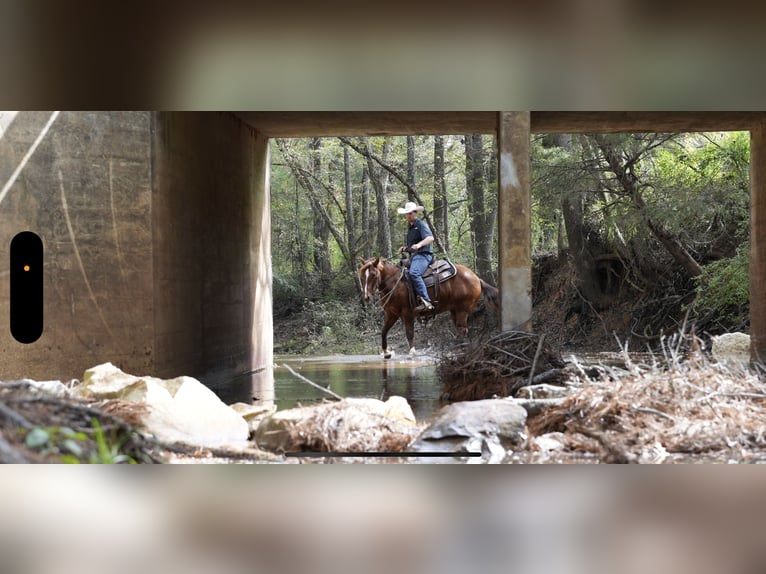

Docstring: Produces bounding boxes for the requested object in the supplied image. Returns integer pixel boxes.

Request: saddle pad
[422,259,457,288]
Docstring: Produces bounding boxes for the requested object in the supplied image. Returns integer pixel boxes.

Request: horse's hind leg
[452,310,469,338]
[381,314,399,359]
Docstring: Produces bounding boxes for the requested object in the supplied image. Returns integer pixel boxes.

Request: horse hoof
[382,350,393,359]
[408,347,417,355]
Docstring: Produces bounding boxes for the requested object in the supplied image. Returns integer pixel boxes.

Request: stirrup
[415,297,433,312]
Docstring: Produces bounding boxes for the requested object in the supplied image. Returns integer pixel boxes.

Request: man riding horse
[397,201,434,312]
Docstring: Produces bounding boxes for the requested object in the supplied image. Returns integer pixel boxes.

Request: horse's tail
[480,279,500,312]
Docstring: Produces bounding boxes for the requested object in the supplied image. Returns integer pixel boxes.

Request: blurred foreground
[1,469,766,574]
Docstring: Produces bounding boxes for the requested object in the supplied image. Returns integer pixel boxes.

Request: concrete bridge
[1,111,765,401]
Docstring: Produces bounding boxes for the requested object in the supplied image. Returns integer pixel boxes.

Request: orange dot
[23,265,30,272]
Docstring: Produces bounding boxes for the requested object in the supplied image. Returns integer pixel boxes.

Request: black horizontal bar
[285,452,482,458]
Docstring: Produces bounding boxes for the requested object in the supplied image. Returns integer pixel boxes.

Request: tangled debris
[255,397,421,455]
[524,354,766,463]
[0,381,279,464]
[0,381,162,463]
[439,331,568,402]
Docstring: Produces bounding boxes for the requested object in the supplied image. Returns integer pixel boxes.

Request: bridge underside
[1,111,764,400]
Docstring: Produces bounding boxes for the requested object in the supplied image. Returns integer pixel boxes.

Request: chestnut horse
[359,257,499,357]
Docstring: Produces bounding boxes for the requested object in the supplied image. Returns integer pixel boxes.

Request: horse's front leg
[404,315,416,355]
[381,313,399,359]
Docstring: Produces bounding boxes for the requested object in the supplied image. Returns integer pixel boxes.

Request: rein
[376,267,404,310]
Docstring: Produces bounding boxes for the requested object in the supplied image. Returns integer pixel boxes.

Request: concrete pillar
[497,112,532,332]
[751,123,766,361]
[251,133,274,403]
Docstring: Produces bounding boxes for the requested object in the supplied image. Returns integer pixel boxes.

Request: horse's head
[358,257,384,302]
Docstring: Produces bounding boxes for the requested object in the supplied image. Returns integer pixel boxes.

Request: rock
[516,384,571,400]
[73,363,249,449]
[230,402,277,434]
[343,396,417,425]
[11,379,70,397]
[508,397,567,416]
[408,399,528,462]
[254,396,418,453]
[532,432,567,453]
[711,332,751,364]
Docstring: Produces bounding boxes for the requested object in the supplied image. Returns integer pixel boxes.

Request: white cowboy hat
[397,201,425,214]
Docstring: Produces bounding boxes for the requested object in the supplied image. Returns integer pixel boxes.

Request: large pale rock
[230,402,278,434]
[254,396,417,453]
[73,363,249,448]
[711,332,751,363]
[408,399,528,463]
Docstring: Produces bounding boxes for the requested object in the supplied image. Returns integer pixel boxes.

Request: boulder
[711,332,751,364]
[73,363,249,448]
[408,399,528,463]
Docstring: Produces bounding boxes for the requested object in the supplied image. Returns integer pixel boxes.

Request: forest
[270,131,750,354]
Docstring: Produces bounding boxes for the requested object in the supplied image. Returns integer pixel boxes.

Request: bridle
[361,261,404,310]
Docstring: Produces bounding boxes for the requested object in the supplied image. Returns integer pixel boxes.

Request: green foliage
[272,273,303,317]
[301,300,378,354]
[649,132,749,249]
[22,419,137,464]
[89,419,136,464]
[690,245,750,329]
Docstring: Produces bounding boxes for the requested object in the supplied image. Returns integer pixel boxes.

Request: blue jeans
[410,253,433,302]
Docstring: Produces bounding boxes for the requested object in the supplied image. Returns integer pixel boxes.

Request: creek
[273,354,443,421]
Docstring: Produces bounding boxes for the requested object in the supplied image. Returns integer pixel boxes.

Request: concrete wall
[0,111,273,402]
[0,111,154,381]
[152,112,270,401]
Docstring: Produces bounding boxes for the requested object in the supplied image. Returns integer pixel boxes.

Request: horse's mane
[359,257,399,273]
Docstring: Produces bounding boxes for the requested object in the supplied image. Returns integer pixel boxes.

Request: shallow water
[273,353,444,421]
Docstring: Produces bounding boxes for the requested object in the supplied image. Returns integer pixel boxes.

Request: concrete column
[251,133,274,403]
[497,112,532,332]
[751,123,766,361]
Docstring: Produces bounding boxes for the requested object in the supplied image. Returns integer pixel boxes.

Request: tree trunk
[407,135,416,202]
[465,134,493,282]
[562,192,604,307]
[343,144,356,259]
[366,137,392,258]
[361,166,371,260]
[433,135,449,253]
[309,138,331,291]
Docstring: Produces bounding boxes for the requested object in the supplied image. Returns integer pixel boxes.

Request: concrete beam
[532,111,764,134]
[236,111,766,138]
[751,123,766,362]
[497,112,531,332]
[236,112,497,138]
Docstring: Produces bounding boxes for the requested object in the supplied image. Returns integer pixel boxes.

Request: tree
[365,137,393,258]
[433,135,449,253]
[309,138,332,291]
[465,134,494,282]
[361,165,371,260]
[594,134,703,278]
[407,135,416,202]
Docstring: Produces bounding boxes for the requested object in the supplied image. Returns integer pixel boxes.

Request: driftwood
[439,331,567,402]
[524,354,766,463]
[281,363,344,400]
